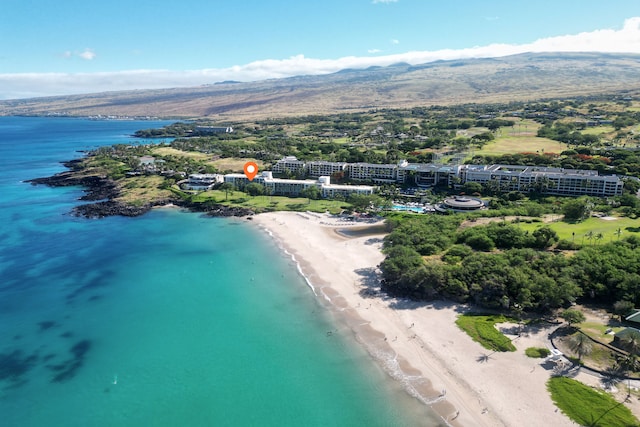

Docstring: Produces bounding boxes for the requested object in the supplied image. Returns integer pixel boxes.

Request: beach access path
[251,211,609,427]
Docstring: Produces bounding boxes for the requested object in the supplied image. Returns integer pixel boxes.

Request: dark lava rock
[28,161,253,219]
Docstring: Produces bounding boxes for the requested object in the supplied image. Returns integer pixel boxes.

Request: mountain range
[1,52,640,119]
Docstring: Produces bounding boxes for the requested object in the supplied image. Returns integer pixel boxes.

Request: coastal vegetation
[525,347,551,358]
[547,377,640,427]
[36,96,640,313]
[26,90,640,425]
[380,214,640,312]
[454,314,517,352]
[188,189,347,214]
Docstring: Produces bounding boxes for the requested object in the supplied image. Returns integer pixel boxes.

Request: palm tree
[568,332,593,362]
[618,353,640,398]
[624,331,640,356]
[585,230,595,246]
[615,227,623,241]
[595,232,604,246]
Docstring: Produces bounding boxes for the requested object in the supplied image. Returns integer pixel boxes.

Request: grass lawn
[331,137,351,144]
[516,216,640,244]
[150,148,265,173]
[151,147,210,160]
[547,377,640,427]
[191,190,349,214]
[455,314,517,352]
[474,120,566,156]
[582,125,616,136]
[117,175,174,205]
[579,321,624,343]
[209,157,265,173]
[479,135,567,156]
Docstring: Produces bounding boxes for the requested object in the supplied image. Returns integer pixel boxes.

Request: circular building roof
[440,196,485,211]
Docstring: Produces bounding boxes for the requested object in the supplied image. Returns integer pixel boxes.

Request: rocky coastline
[27,160,255,219]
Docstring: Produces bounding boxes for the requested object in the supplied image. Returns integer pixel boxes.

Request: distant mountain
[2,52,640,119]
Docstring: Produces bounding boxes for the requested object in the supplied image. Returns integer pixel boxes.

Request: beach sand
[251,211,586,427]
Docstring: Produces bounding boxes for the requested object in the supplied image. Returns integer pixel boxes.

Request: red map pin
[243,162,258,181]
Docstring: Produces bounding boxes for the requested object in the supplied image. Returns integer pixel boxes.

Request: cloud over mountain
[2,17,640,99]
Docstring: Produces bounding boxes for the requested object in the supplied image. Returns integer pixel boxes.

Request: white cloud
[372,0,398,3]
[368,49,382,54]
[78,49,96,60]
[2,17,640,99]
[59,49,96,61]
[391,39,400,45]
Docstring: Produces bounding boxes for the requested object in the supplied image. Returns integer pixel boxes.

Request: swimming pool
[392,204,425,213]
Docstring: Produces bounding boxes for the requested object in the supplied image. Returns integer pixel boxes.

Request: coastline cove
[1,116,438,427]
[27,159,255,219]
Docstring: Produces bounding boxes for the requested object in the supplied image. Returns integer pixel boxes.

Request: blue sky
[1,0,640,99]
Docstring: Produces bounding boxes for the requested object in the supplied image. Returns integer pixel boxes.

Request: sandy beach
[251,211,598,427]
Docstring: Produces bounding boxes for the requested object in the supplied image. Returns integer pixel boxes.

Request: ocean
[0,117,441,426]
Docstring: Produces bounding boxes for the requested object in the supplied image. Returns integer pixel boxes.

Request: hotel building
[266,157,624,198]
[185,173,224,190]
[223,172,374,198]
[347,162,399,183]
[271,156,307,176]
[306,161,348,178]
[457,164,623,197]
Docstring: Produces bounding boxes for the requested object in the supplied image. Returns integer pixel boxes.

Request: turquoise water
[392,204,425,213]
[0,117,440,426]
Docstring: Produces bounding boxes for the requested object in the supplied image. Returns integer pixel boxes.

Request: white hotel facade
[457,164,624,197]
[269,156,624,197]
[185,158,624,199]
[223,172,374,198]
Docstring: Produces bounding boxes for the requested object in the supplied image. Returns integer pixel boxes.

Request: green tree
[464,233,495,252]
[218,182,235,201]
[561,309,586,327]
[532,226,559,248]
[562,199,590,222]
[624,331,640,356]
[567,332,593,362]
[594,232,604,246]
[300,186,321,203]
[380,245,425,293]
[245,182,265,197]
[613,300,635,321]
[461,181,483,194]
[584,230,594,246]
[615,227,623,240]
[348,194,382,212]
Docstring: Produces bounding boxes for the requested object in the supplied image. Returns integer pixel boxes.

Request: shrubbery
[380,213,640,312]
[525,347,551,358]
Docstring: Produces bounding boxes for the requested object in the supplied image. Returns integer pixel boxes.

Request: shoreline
[251,211,579,427]
[27,167,255,219]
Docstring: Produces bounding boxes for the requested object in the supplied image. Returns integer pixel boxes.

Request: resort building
[435,196,486,213]
[194,126,234,134]
[271,156,307,176]
[347,162,400,183]
[223,173,252,189]
[268,157,624,197]
[315,176,374,199]
[185,173,224,190]
[458,164,624,197]
[306,161,348,178]
[397,163,458,187]
[223,172,374,199]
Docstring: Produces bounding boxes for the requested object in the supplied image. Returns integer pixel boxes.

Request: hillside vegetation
[2,52,640,119]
